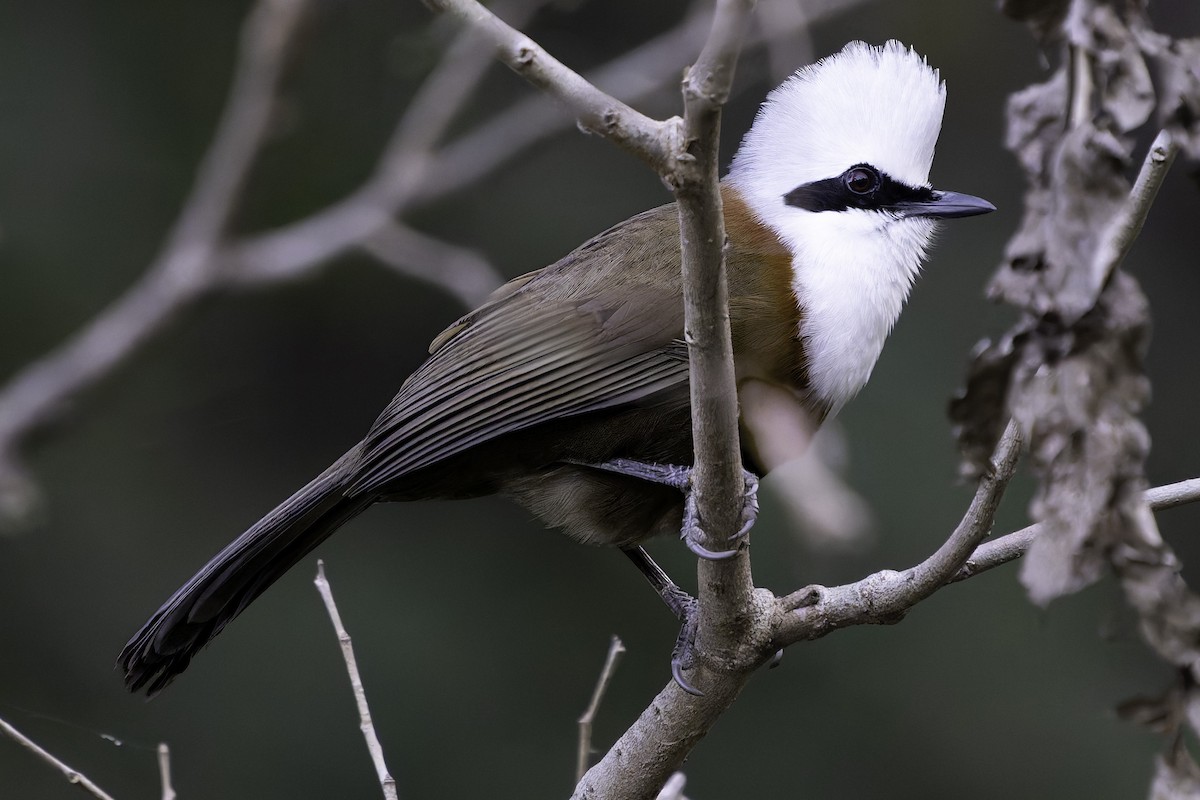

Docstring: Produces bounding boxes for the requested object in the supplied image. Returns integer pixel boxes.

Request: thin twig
[158,742,176,800]
[776,419,1023,644]
[419,0,675,173]
[1091,129,1179,289]
[954,476,1200,582]
[0,715,118,800]
[314,560,399,800]
[575,636,627,784]
[411,0,867,205]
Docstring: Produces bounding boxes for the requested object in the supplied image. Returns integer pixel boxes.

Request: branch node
[514,39,537,68]
[787,585,823,611]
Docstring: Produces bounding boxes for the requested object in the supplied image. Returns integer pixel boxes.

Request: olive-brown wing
[346,279,688,495]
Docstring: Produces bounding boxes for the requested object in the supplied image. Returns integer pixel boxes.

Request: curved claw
[733,472,760,541]
[734,516,756,542]
[671,657,704,696]
[685,537,741,560]
[766,648,784,669]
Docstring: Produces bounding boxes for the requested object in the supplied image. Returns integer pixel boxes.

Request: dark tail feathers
[119,451,371,696]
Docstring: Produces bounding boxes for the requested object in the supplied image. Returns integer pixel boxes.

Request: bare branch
[362,223,504,307]
[0,0,315,526]
[409,6,710,204]
[314,560,399,800]
[412,0,868,204]
[571,673,747,800]
[575,636,627,784]
[419,0,675,173]
[0,715,117,800]
[158,742,176,800]
[674,0,758,674]
[1091,129,1180,289]
[776,419,1023,645]
[956,476,1200,583]
[1146,478,1200,511]
[225,2,712,288]
[167,0,312,259]
[367,0,553,208]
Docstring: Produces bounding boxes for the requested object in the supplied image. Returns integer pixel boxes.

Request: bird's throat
[722,184,930,417]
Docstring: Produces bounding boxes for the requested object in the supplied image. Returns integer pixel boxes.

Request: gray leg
[623,546,702,696]
[578,459,760,559]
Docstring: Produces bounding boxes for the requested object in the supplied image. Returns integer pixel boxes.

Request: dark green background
[2,1,1199,797]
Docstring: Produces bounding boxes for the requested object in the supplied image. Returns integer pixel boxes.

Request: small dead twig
[954,476,1200,583]
[314,560,399,800]
[777,420,1022,643]
[0,714,117,800]
[575,635,627,784]
[1090,129,1179,290]
[157,742,176,800]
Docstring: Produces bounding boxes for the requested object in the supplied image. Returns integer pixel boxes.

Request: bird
[120,40,994,696]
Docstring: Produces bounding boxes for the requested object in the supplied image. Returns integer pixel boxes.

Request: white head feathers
[726,41,953,416]
[727,40,946,204]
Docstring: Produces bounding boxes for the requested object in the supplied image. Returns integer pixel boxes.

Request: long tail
[119,451,371,696]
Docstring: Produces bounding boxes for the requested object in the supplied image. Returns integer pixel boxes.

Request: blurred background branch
[0,0,869,533]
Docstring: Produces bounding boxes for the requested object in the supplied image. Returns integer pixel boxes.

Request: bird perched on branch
[121,40,993,695]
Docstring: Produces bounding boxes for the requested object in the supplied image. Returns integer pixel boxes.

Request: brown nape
[721,184,821,413]
[721,184,791,259]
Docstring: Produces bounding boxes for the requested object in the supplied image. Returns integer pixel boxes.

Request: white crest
[728,40,946,198]
[726,41,951,415]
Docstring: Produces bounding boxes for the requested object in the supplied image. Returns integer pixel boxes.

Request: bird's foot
[680,469,758,559]
[622,546,703,695]
[581,459,759,559]
[649,574,704,696]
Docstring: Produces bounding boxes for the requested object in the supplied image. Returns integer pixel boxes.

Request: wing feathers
[350,288,687,494]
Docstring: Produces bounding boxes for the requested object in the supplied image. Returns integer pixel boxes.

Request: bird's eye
[844,166,879,195]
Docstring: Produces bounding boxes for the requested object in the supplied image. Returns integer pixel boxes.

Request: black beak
[894,190,995,220]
